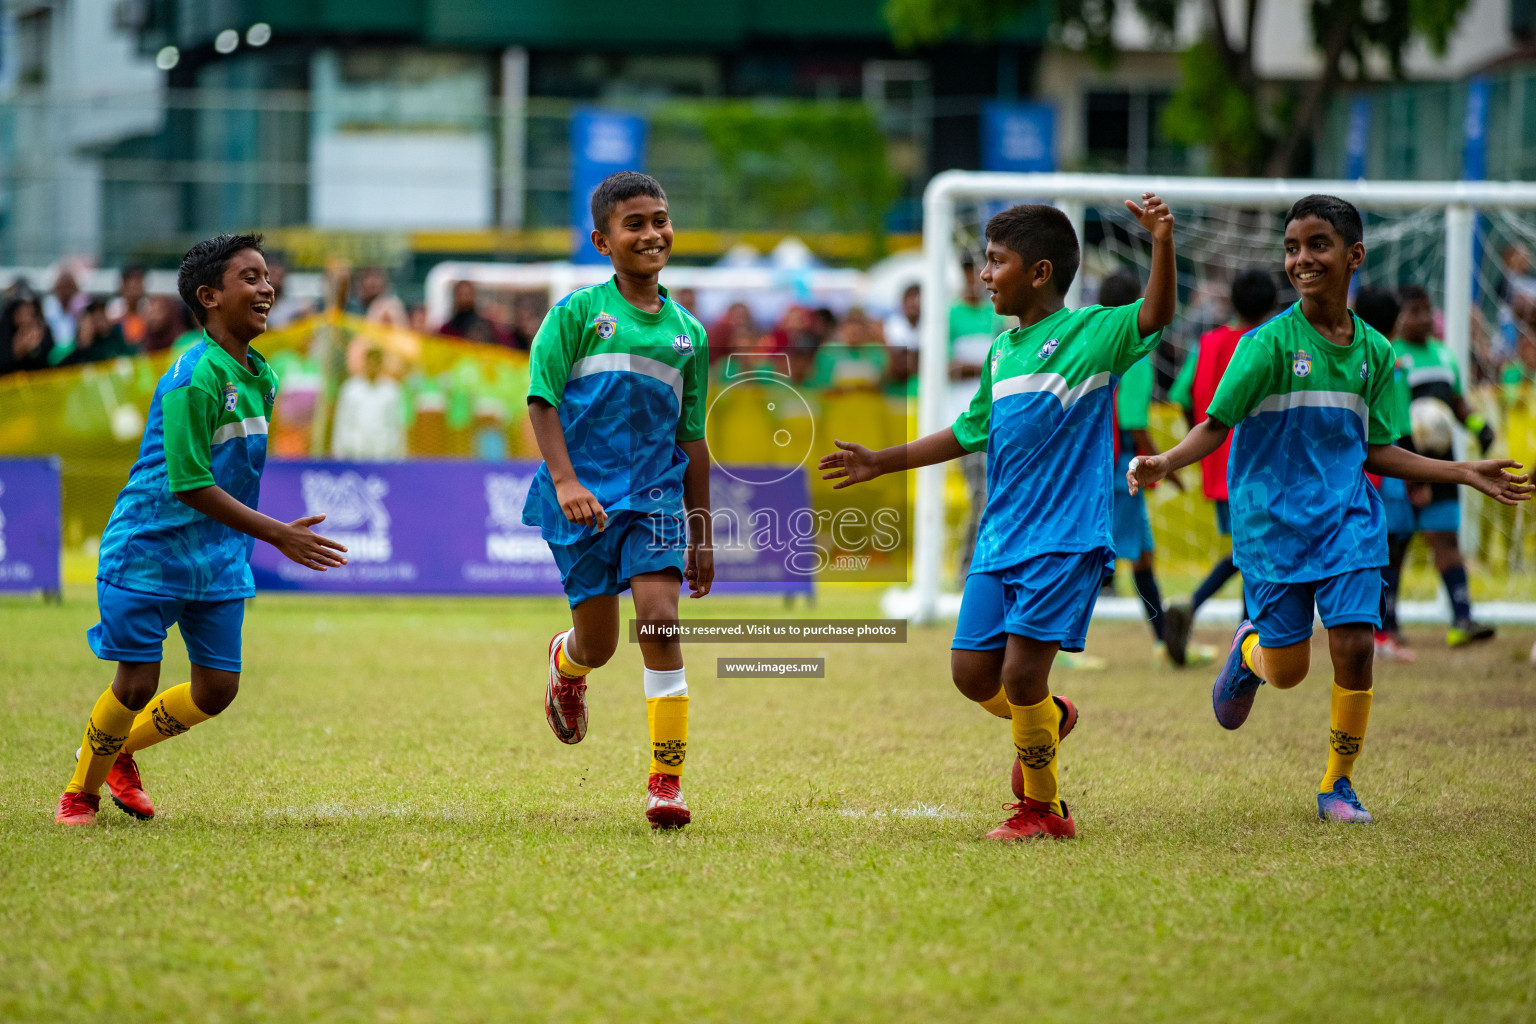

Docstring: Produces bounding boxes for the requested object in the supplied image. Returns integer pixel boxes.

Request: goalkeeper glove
[1467,413,1496,454]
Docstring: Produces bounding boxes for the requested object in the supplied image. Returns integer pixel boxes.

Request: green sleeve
[1099,300,1163,376]
[1366,342,1401,445]
[1205,335,1274,428]
[677,328,709,441]
[162,385,218,492]
[1116,357,1154,430]
[951,341,995,453]
[1169,343,1198,410]
[526,303,581,406]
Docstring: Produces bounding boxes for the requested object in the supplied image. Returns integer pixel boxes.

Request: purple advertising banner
[252,459,813,596]
[0,458,62,592]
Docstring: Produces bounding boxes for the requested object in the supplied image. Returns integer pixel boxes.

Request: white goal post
[900,172,1536,626]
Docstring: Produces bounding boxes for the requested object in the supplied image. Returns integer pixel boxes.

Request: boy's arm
[175,486,347,570]
[528,398,607,531]
[679,437,713,598]
[1363,445,1531,505]
[818,427,969,489]
[1127,418,1229,495]
[1126,193,1176,336]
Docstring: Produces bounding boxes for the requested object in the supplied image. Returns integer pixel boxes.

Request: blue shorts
[1380,478,1460,535]
[1214,499,1231,536]
[952,549,1112,653]
[1245,568,1384,648]
[549,511,687,608]
[88,581,245,672]
[1111,487,1154,561]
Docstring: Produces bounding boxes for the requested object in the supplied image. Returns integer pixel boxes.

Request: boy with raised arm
[820,197,1177,840]
[56,234,347,826]
[1129,195,1530,824]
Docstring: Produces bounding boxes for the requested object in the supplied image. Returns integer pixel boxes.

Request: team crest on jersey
[672,333,692,353]
[593,312,618,340]
[222,381,239,411]
[1292,350,1312,377]
[1038,338,1059,360]
[263,387,276,407]
[1359,359,1371,381]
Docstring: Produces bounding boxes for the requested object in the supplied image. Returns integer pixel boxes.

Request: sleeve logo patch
[222,381,239,411]
[1359,359,1370,381]
[1292,350,1312,377]
[593,312,618,340]
[672,333,693,353]
[1037,338,1059,360]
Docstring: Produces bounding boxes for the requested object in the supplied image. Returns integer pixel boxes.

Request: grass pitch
[2,587,1534,1023]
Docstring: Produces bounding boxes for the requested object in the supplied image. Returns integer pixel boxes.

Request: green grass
[2,587,1533,1023]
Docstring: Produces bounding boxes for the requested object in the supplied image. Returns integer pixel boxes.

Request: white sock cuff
[644,667,688,699]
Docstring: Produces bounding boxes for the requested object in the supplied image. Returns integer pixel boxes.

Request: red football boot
[55,791,100,826]
[645,773,691,830]
[544,630,588,745]
[1010,695,1078,800]
[105,751,155,819]
[985,798,1076,841]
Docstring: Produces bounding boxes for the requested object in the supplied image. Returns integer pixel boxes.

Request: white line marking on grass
[837,803,970,819]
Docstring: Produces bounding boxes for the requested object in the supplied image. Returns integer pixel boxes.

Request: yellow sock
[1009,694,1062,815]
[976,685,1012,719]
[1241,632,1261,671]
[1320,683,1372,793]
[123,682,215,754]
[65,688,138,795]
[556,632,592,677]
[647,695,688,777]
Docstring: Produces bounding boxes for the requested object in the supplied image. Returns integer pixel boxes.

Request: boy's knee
[572,633,618,668]
[950,650,998,702]
[191,670,240,715]
[1257,643,1310,689]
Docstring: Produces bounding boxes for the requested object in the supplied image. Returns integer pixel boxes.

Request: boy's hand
[685,543,714,599]
[1461,460,1533,506]
[1125,193,1174,243]
[818,440,883,489]
[275,514,348,571]
[556,480,607,530]
[1126,455,1170,496]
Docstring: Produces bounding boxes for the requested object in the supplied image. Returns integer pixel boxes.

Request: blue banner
[1463,77,1490,181]
[0,457,61,592]
[570,109,648,264]
[981,102,1056,173]
[1345,98,1371,179]
[251,459,813,596]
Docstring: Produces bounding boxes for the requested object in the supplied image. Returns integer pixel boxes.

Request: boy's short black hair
[1284,194,1363,248]
[1231,268,1278,322]
[1097,270,1141,308]
[985,204,1080,295]
[177,233,264,325]
[1352,286,1401,337]
[590,171,667,233]
[1397,283,1431,306]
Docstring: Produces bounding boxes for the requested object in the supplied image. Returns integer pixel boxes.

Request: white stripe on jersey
[1407,366,1456,388]
[1249,390,1367,427]
[211,416,270,446]
[568,352,684,405]
[991,371,1114,411]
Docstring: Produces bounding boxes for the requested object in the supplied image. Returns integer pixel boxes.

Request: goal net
[891,173,1536,627]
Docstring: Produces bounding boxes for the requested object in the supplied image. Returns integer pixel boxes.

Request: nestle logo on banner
[301,470,392,562]
[483,473,546,563]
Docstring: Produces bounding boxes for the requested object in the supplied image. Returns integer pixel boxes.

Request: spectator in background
[42,268,82,347]
[0,291,55,375]
[672,287,699,316]
[807,307,889,391]
[440,281,503,346]
[509,295,542,351]
[107,266,148,348]
[265,257,314,328]
[140,294,184,352]
[776,305,820,384]
[352,267,408,327]
[883,282,922,397]
[709,302,758,365]
[59,299,134,366]
[331,346,405,461]
[1496,244,1536,364]
[408,303,429,334]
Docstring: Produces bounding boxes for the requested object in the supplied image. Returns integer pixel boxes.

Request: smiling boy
[819,197,1177,840]
[524,171,713,829]
[56,234,347,826]
[1128,195,1531,824]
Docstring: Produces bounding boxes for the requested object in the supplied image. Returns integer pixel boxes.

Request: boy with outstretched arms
[56,234,347,826]
[1129,196,1530,823]
[525,171,713,829]
[820,196,1177,840]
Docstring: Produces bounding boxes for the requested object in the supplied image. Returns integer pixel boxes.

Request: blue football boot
[1212,620,1264,730]
[1317,778,1374,823]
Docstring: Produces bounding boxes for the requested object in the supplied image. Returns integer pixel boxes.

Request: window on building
[1085,87,1188,174]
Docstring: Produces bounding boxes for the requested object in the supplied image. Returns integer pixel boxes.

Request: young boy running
[1128,196,1530,824]
[56,234,347,826]
[524,171,713,830]
[820,196,1177,840]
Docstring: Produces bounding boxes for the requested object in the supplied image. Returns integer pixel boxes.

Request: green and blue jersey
[951,301,1161,572]
[97,336,277,601]
[522,277,709,545]
[1207,302,1399,583]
